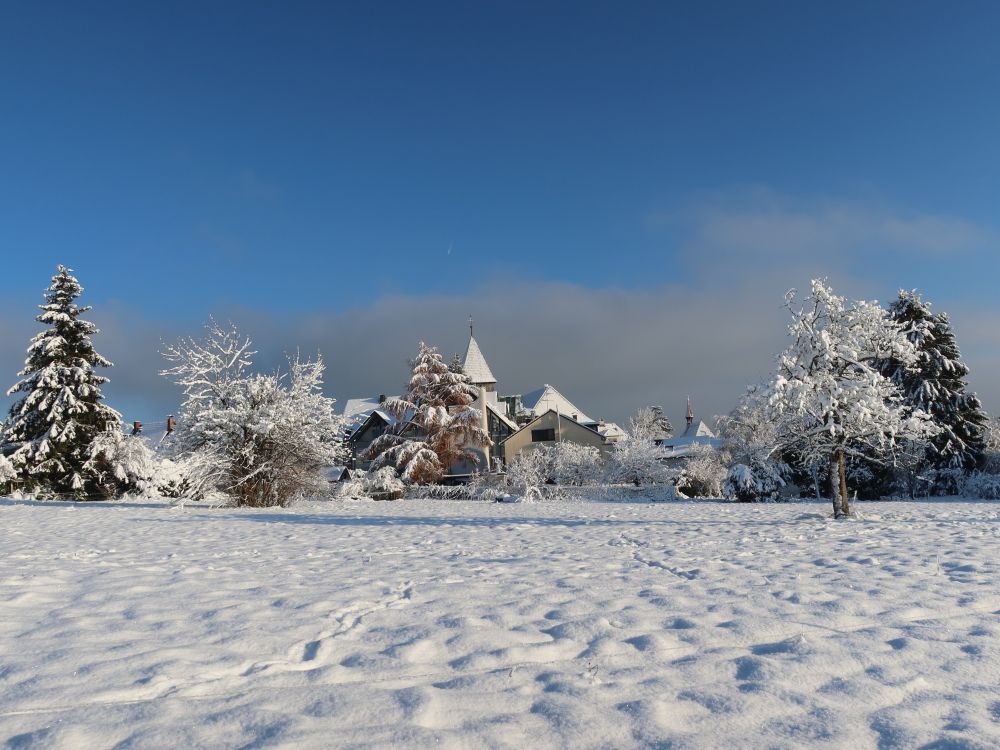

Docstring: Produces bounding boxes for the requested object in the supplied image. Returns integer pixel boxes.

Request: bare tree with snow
[632,406,673,441]
[764,280,936,517]
[161,321,344,507]
[607,408,674,486]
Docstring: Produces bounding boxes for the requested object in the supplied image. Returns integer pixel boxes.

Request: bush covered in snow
[958,471,1000,500]
[504,448,550,501]
[364,467,405,498]
[0,453,16,493]
[504,443,604,501]
[723,460,785,502]
[546,443,603,486]
[607,438,673,486]
[677,445,728,498]
[982,417,1000,474]
[161,322,344,507]
[83,432,157,499]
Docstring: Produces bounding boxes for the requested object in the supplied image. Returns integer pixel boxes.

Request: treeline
[1,267,997,515]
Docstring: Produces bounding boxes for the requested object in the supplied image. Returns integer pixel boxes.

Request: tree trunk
[829,454,841,518]
[837,450,850,517]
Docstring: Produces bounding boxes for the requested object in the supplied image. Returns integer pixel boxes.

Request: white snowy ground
[2,498,1000,749]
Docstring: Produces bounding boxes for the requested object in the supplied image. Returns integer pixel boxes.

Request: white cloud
[2,192,998,429]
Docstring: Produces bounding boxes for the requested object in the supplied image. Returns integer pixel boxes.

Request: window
[531,428,556,442]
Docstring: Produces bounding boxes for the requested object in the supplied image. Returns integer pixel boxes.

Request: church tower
[463,317,498,394]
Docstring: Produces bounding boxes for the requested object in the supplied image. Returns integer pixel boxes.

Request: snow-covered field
[2,497,999,749]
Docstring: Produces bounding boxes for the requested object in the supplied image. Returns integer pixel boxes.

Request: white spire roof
[463,335,496,385]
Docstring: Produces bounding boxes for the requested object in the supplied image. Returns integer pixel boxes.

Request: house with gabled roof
[658,398,722,460]
[499,408,610,462]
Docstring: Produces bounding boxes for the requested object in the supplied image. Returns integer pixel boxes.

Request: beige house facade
[500,408,610,462]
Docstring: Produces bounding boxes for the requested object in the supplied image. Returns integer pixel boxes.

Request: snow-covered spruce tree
[2,265,122,498]
[161,322,345,507]
[878,290,989,493]
[765,280,936,518]
[368,342,490,485]
[448,353,465,375]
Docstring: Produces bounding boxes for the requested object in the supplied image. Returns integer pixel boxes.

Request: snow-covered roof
[341,397,403,435]
[342,397,381,421]
[661,420,722,455]
[485,400,518,431]
[682,420,717,439]
[463,336,496,385]
[594,421,627,441]
[324,466,351,482]
[519,384,592,424]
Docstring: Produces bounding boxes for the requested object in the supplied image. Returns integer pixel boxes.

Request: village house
[341,325,626,475]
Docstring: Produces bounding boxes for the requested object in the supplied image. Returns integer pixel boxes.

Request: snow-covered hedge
[677,445,728,498]
[959,471,1000,500]
[723,460,785,502]
[504,443,604,500]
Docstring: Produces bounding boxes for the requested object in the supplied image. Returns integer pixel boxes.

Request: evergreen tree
[448,353,465,374]
[370,342,490,484]
[880,290,988,491]
[649,405,673,439]
[2,265,121,497]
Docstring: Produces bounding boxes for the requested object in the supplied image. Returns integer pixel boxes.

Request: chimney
[378,394,387,404]
[131,421,142,436]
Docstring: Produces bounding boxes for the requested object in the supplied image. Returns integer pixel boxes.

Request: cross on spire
[468,315,474,337]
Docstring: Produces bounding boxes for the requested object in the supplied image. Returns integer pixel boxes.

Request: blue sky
[2,1,999,423]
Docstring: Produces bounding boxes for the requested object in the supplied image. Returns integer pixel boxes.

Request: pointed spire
[463,325,496,386]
